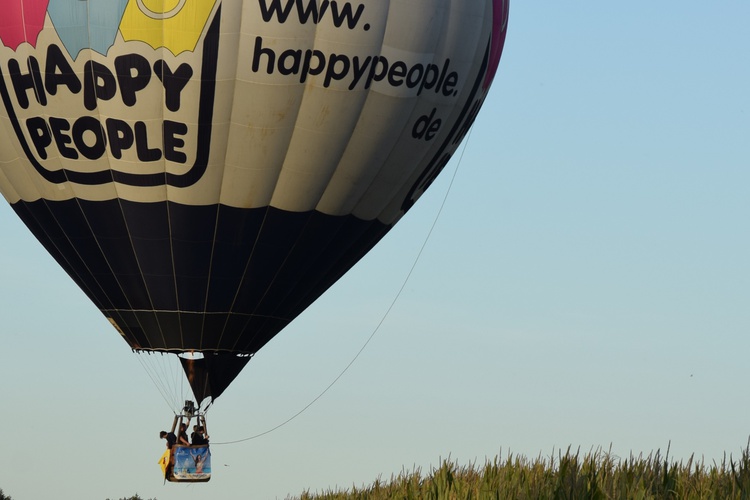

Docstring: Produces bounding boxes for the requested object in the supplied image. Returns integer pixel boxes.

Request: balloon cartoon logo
[0,0,220,188]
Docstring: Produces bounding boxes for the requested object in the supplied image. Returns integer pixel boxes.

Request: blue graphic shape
[47,0,129,57]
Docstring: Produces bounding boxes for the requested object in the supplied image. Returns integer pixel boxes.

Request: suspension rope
[213,127,475,446]
[136,351,195,413]
[135,352,179,412]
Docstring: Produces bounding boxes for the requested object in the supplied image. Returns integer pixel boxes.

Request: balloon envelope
[0,0,509,403]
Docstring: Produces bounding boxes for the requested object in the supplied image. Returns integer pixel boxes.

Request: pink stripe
[484,0,510,89]
[0,0,49,50]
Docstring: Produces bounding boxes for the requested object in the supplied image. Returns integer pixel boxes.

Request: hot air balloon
[0,0,509,413]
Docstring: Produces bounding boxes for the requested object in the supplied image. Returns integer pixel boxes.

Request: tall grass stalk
[296,444,750,499]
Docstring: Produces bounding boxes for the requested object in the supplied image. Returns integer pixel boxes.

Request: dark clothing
[178,430,190,446]
[165,432,176,449]
[191,432,207,446]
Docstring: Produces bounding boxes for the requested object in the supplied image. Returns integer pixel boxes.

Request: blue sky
[1,2,749,499]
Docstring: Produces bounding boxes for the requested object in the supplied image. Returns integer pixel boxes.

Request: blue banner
[171,445,211,481]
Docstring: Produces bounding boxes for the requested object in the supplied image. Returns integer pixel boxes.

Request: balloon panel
[12,198,390,353]
[1,0,509,377]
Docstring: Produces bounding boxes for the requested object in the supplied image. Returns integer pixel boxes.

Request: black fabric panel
[11,199,391,355]
[170,202,217,312]
[238,215,390,353]
[121,200,178,310]
[199,313,230,351]
[179,353,251,405]
[232,210,351,352]
[11,201,101,303]
[12,199,125,310]
[257,210,348,315]
[287,215,383,310]
[179,311,204,350]
[154,311,182,349]
[240,316,290,353]
[217,314,255,351]
[205,206,265,310]
[78,199,152,310]
[232,208,310,316]
[305,217,391,310]
[132,310,163,349]
[116,310,152,349]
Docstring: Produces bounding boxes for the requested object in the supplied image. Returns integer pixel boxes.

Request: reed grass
[296,444,750,499]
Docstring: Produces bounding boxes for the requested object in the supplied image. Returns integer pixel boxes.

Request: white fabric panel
[316,91,413,215]
[378,0,495,224]
[270,85,368,211]
[0,114,23,203]
[221,80,305,207]
[352,0,488,221]
[385,0,445,51]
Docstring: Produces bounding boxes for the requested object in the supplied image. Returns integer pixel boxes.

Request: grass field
[297,444,750,499]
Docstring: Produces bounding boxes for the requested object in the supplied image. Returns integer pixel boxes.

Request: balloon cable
[213,127,475,446]
[140,353,186,412]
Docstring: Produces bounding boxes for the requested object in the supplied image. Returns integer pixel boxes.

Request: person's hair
[160,431,167,438]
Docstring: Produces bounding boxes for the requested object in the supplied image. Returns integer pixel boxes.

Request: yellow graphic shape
[158,449,171,476]
[119,0,218,54]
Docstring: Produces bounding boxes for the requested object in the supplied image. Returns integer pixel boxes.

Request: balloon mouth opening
[175,352,253,359]
[178,352,205,360]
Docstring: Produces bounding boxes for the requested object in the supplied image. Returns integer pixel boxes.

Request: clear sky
[1,2,749,499]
